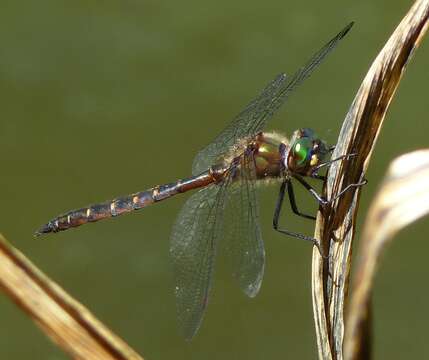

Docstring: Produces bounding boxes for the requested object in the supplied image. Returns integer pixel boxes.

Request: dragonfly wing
[244,22,354,137]
[192,22,353,175]
[170,180,230,339]
[192,73,287,175]
[223,152,265,297]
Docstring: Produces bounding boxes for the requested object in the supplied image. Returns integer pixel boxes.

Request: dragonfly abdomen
[35,169,219,236]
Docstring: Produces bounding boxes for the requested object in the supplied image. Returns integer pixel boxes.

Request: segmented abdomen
[35,169,219,236]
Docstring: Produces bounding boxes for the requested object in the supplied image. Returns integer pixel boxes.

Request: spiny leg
[272,179,325,257]
[286,180,316,220]
[294,174,367,206]
[311,173,326,181]
[330,179,368,203]
[293,175,328,205]
[311,153,357,179]
[312,153,357,176]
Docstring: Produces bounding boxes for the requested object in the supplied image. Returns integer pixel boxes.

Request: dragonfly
[36,22,365,340]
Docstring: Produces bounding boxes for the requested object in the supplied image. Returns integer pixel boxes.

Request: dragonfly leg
[293,175,328,205]
[328,179,368,203]
[272,179,326,258]
[311,152,357,176]
[286,180,316,220]
[311,173,326,181]
[294,175,367,206]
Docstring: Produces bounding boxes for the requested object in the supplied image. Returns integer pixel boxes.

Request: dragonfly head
[286,128,329,176]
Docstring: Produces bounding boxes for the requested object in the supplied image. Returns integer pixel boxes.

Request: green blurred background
[0,0,428,358]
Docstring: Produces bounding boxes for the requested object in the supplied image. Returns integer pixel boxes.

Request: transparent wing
[170,179,230,340]
[192,22,353,175]
[224,152,265,297]
[192,73,287,175]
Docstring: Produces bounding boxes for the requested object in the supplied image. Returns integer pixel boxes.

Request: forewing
[192,22,353,175]
[224,153,265,297]
[192,73,287,175]
[170,181,229,339]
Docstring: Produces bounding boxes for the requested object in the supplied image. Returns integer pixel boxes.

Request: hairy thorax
[216,132,289,183]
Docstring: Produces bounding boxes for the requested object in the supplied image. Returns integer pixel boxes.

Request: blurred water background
[0,0,428,358]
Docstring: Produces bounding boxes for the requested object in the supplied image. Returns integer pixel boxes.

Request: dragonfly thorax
[252,132,288,179]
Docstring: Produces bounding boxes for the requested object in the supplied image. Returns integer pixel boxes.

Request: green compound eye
[293,138,312,165]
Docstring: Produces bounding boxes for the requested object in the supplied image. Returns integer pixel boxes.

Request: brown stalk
[0,234,144,360]
[344,150,429,359]
[311,1,429,359]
